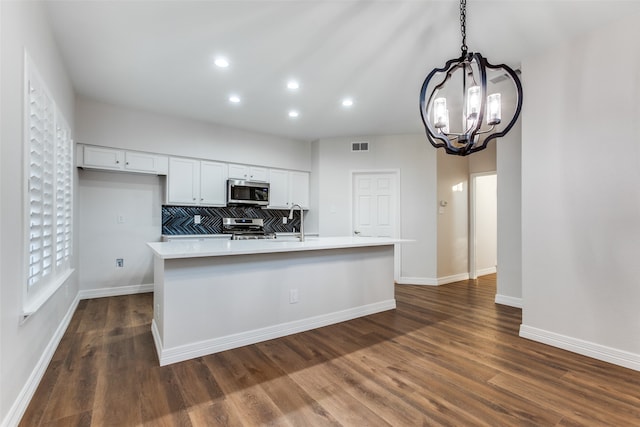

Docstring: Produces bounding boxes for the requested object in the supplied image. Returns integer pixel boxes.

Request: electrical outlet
[289,289,299,304]
[282,216,287,224]
[116,258,124,268]
[117,214,125,224]
[194,214,201,225]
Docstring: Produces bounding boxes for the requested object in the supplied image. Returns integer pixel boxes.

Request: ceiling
[44,0,640,142]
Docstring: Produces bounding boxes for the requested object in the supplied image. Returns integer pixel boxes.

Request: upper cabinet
[268,169,309,209]
[199,161,228,205]
[289,171,310,208]
[77,144,168,175]
[166,158,227,206]
[78,144,311,209]
[268,169,290,208]
[81,145,123,170]
[167,157,199,205]
[124,151,168,174]
[228,163,268,182]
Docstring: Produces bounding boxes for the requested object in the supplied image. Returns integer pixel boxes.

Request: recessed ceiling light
[287,80,299,90]
[342,98,354,107]
[229,95,241,103]
[288,110,299,118]
[214,57,229,68]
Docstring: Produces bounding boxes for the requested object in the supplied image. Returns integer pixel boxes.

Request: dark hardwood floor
[21,274,640,426]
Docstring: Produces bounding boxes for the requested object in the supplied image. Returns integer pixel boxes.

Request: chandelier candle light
[420,0,523,156]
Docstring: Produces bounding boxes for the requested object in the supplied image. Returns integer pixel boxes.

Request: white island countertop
[148,236,409,260]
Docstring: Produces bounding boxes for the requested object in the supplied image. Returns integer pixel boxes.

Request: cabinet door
[124,152,168,174]
[290,171,310,209]
[228,164,268,181]
[200,161,228,206]
[268,169,290,208]
[228,164,249,180]
[83,145,124,170]
[249,167,268,182]
[167,158,200,205]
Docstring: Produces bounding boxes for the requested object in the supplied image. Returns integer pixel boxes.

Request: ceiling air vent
[490,69,521,84]
[351,141,369,152]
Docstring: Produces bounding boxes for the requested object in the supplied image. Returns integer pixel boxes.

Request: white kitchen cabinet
[78,144,168,175]
[228,163,268,181]
[81,145,124,171]
[166,157,227,206]
[289,171,310,208]
[124,151,168,174]
[268,169,309,209]
[268,169,290,208]
[199,161,228,205]
[167,157,199,205]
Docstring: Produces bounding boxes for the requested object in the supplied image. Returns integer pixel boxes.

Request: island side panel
[159,245,395,364]
[151,256,166,354]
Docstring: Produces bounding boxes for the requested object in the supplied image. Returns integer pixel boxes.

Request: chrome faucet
[288,204,304,242]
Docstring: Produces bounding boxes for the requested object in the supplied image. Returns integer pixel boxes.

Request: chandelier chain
[460,0,467,55]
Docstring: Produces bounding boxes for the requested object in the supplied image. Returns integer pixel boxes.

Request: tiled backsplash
[162,205,302,235]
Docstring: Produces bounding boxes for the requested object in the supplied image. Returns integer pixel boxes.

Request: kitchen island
[147,236,406,365]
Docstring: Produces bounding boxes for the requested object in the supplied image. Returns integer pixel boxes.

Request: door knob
[354,230,361,235]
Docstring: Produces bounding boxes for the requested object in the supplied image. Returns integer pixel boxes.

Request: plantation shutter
[26,59,72,291]
[27,76,56,288]
[55,119,72,268]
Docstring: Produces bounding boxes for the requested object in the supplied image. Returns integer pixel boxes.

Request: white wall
[496,121,522,306]
[0,2,77,425]
[468,142,496,174]
[78,170,163,294]
[436,150,469,280]
[306,138,321,234]
[474,174,497,276]
[312,134,438,283]
[75,97,311,171]
[520,14,640,370]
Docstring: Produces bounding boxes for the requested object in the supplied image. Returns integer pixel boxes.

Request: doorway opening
[469,172,497,280]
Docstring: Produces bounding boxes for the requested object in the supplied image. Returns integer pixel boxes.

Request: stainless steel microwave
[227,179,270,207]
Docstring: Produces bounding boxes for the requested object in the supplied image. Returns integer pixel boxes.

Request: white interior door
[353,172,398,237]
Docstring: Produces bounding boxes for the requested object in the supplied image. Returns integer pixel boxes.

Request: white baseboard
[437,273,470,285]
[495,294,523,308]
[154,299,397,366]
[520,324,640,372]
[476,266,497,276]
[78,283,154,300]
[2,294,80,427]
[397,276,438,286]
[397,273,474,286]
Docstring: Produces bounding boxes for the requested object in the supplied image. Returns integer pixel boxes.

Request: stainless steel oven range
[222,217,276,240]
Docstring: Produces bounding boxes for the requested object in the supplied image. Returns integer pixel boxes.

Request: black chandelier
[419,0,523,156]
